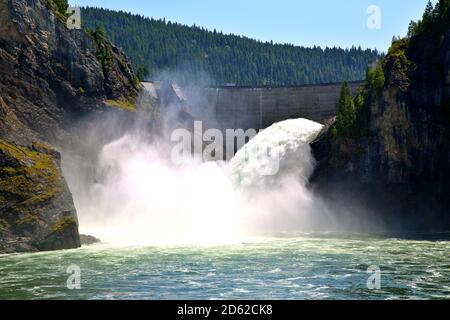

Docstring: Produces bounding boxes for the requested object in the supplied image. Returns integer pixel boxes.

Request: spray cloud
[62,71,330,246]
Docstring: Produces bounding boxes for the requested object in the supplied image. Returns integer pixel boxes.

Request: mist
[61,72,371,246]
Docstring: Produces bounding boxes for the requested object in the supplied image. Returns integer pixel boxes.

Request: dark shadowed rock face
[311,29,450,233]
[0,140,80,253]
[0,0,140,253]
[0,0,139,146]
[79,234,101,245]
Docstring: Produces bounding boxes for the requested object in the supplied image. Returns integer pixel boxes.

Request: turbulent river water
[2,119,448,300]
[0,234,449,300]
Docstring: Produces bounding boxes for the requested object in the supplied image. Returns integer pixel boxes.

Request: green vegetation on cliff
[86,26,112,68]
[408,0,450,121]
[335,63,385,138]
[84,26,139,108]
[334,0,450,139]
[335,82,356,137]
[312,0,450,232]
[80,7,382,86]
[0,140,62,207]
[408,0,450,40]
[0,139,80,253]
[104,98,137,112]
[51,216,78,233]
[47,0,68,17]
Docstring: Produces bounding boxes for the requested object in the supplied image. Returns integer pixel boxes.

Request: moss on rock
[51,216,77,233]
[0,218,9,230]
[0,140,61,205]
[0,139,80,253]
[104,98,137,112]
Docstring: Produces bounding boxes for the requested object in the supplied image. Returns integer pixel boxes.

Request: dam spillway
[197,81,363,131]
[142,81,363,131]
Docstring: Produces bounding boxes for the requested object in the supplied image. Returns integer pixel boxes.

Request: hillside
[81,7,382,86]
[311,0,450,232]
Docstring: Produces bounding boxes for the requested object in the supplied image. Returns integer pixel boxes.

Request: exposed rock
[311,27,450,232]
[0,140,80,253]
[0,0,141,253]
[0,0,139,146]
[79,234,101,245]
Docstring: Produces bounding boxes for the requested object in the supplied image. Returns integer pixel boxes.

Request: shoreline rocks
[0,140,80,253]
[80,234,101,246]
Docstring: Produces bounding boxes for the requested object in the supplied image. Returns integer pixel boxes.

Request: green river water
[0,234,448,300]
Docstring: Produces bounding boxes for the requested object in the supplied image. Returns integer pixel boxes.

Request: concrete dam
[199,81,363,131]
[143,81,363,131]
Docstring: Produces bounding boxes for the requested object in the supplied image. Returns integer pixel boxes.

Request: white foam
[71,119,323,246]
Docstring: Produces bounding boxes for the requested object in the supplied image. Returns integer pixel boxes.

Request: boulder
[0,140,80,253]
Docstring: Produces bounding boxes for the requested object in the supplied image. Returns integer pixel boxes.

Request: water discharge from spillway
[68,118,324,246]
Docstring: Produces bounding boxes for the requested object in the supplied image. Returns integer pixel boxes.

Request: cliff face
[0,0,139,145]
[0,0,140,253]
[0,140,79,253]
[311,26,450,232]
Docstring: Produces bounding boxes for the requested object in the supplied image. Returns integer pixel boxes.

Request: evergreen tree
[423,0,434,22]
[49,0,68,16]
[80,7,382,86]
[336,82,356,137]
[334,0,450,140]
[372,63,385,93]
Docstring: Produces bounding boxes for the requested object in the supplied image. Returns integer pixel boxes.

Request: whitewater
[69,118,324,246]
[4,118,449,301]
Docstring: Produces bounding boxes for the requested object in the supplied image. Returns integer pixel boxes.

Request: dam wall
[141,81,363,133]
[195,81,363,131]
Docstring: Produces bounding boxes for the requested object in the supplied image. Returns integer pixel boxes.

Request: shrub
[48,0,69,17]
[86,27,112,67]
[335,82,356,137]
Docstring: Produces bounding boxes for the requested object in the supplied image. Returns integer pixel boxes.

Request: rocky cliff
[0,0,140,253]
[0,0,139,145]
[311,2,450,233]
[0,140,79,253]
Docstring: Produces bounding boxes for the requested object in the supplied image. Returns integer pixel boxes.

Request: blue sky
[70,0,435,52]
